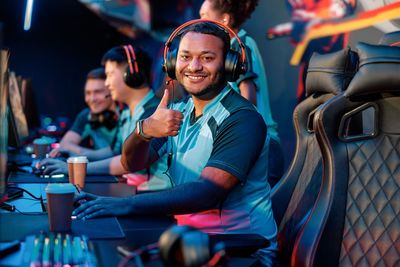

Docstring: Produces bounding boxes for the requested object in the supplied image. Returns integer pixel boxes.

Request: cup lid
[33,138,50,145]
[67,156,89,163]
[45,183,76,194]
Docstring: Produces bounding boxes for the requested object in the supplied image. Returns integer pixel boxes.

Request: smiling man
[40,46,170,190]
[49,68,118,159]
[74,21,278,266]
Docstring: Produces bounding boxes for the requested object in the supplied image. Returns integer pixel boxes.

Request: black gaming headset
[163,19,247,82]
[88,110,118,130]
[122,44,147,88]
[159,225,226,267]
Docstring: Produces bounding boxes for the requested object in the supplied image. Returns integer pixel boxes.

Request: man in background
[49,67,119,161]
[41,46,170,190]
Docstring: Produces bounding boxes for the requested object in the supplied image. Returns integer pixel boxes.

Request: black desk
[2,179,259,266]
[1,182,175,267]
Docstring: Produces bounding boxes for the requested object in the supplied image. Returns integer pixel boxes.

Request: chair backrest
[292,42,400,267]
[272,48,358,265]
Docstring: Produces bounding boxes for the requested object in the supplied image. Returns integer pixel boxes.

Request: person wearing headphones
[73,21,278,266]
[40,46,170,190]
[199,0,284,187]
[49,67,119,161]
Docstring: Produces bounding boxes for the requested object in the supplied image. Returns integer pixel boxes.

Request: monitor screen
[7,71,29,148]
[0,49,9,199]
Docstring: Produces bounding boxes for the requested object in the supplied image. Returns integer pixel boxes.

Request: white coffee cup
[67,156,89,189]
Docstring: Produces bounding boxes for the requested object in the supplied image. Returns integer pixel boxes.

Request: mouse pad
[0,213,125,241]
[8,171,118,183]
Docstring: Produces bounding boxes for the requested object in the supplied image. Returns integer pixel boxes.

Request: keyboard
[22,232,98,267]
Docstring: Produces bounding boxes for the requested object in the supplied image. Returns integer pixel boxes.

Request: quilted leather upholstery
[272,48,357,266]
[340,134,400,266]
[291,85,400,266]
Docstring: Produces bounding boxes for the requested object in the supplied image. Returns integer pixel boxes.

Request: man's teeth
[187,75,204,80]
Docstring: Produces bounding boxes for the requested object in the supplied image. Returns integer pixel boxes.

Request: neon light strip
[24,0,34,31]
[290,2,400,65]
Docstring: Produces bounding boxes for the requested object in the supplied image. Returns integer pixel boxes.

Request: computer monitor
[0,49,9,199]
[20,78,40,129]
[7,71,29,148]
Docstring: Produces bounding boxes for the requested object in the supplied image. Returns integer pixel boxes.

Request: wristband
[136,119,152,141]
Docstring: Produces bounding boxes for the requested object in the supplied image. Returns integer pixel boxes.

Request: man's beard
[183,70,227,100]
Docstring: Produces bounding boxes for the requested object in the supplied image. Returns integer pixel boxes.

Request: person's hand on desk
[38,158,68,175]
[73,192,132,220]
[48,147,76,158]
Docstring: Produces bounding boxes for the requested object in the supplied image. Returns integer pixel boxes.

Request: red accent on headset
[127,45,140,73]
[163,19,247,68]
[122,45,134,74]
[122,45,139,74]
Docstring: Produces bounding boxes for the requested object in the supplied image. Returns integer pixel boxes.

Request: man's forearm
[121,130,152,172]
[60,142,112,161]
[87,155,128,176]
[128,179,229,215]
[82,147,114,161]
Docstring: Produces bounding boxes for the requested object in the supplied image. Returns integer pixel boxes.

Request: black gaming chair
[271,48,358,266]
[292,42,400,267]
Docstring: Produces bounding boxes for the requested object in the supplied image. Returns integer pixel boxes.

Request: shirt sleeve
[206,109,267,182]
[69,109,89,135]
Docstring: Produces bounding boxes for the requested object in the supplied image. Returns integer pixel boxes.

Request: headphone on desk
[162,19,247,82]
[159,225,226,267]
[122,44,147,88]
[118,225,225,267]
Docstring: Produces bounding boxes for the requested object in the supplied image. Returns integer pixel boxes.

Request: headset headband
[163,19,247,66]
[122,44,139,74]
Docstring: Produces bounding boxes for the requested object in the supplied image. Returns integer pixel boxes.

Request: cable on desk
[14,207,46,215]
[7,186,47,212]
[117,242,159,267]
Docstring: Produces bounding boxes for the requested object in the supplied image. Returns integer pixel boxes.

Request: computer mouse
[73,199,87,208]
[32,165,46,176]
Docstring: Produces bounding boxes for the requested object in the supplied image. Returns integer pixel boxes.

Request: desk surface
[1,181,175,267]
[2,180,258,267]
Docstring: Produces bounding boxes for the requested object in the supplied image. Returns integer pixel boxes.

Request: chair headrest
[379,31,400,47]
[345,42,400,98]
[306,47,358,97]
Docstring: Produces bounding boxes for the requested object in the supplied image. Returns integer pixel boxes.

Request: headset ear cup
[164,48,178,80]
[181,230,211,267]
[225,49,241,82]
[159,225,194,267]
[124,65,146,88]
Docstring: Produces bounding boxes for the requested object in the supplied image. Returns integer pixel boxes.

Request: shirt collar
[133,90,155,115]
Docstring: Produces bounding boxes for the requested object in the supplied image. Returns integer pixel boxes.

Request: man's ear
[221,13,231,27]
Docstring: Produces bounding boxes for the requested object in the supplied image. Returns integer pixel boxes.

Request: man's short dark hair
[177,21,231,57]
[208,0,259,29]
[86,67,106,80]
[101,45,152,85]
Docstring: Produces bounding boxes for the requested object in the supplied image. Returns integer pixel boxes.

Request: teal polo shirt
[230,29,279,142]
[70,108,118,149]
[152,86,278,264]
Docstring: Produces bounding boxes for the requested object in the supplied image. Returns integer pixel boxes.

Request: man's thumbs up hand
[141,89,183,138]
